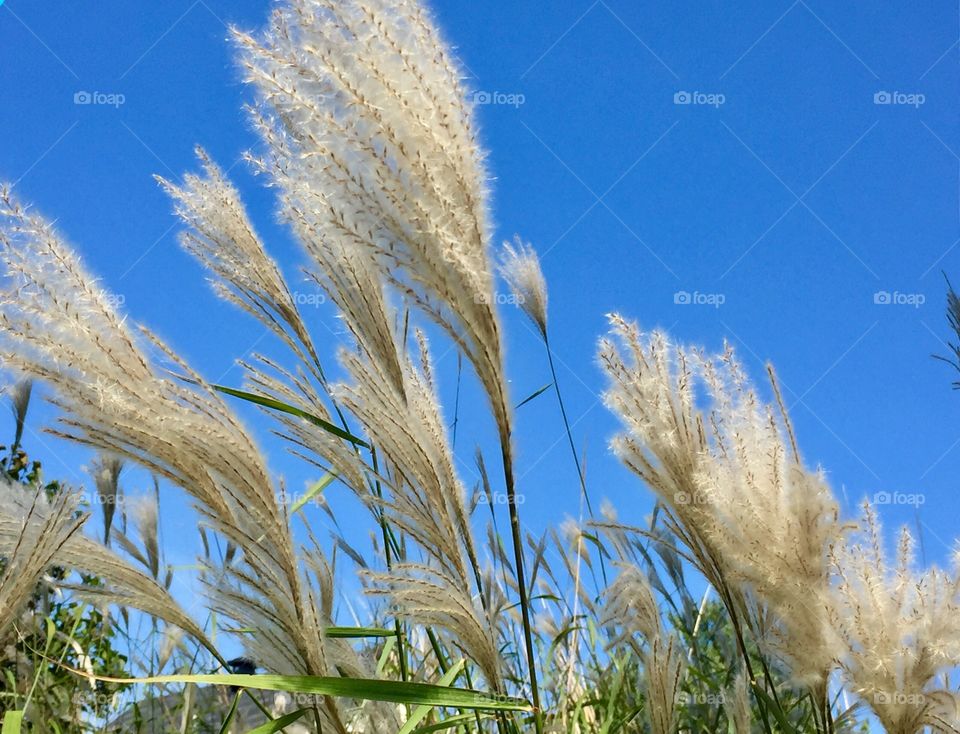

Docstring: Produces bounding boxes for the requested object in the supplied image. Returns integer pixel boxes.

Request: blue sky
[1,0,959,617]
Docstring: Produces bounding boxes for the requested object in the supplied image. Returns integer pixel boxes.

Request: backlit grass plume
[231,0,542,719]
[0,485,85,638]
[603,565,686,734]
[163,61,505,701]
[600,314,845,724]
[233,0,506,432]
[337,331,503,690]
[158,149,320,373]
[832,503,960,733]
[0,188,359,732]
[499,237,549,339]
[0,480,212,653]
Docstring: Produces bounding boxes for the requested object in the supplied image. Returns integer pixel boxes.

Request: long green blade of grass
[79,673,532,713]
[217,691,241,734]
[412,712,493,733]
[220,627,398,645]
[376,637,398,675]
[213,385,368,447]
[515,382,553,409]
[397,659,465,734]
[246,708,310,733]
[324,626,396,639]
[290,472,337,514]
[1,711,23,734]
[752,684,799,734]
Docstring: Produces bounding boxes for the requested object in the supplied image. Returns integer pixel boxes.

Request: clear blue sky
[1,0,959,599]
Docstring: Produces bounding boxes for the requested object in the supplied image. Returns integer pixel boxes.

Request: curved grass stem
[499,436,543,734]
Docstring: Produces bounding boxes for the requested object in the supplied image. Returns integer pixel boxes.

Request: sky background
[1,0,959,642]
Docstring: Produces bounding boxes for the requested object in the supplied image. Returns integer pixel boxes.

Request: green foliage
[0,441,128,731]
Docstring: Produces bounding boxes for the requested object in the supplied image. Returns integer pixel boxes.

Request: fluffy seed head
[600,313,844,687]
[235,0,512,439]
[499,236,549,338]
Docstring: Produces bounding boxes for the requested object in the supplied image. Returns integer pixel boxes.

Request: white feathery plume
[161,150,385,509]
[162,5,505,687]
[157,625,185,672]
[130,492,161,580]
[241,355,370,496]
[158,149,321,375]
[260,141,405,397]
[90,453,123,545]
[727,670,752,734]
[0,480,211,651]
[831,503,960,734]
[0,189,354,731]
[599,314,844,689]
[230,0,543,702]
[0,485,85,637]
[234,0,511,438]
[499,236,549,338]
[0,188,275,534]
[335,331,502,689]
[602,565,685,734]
